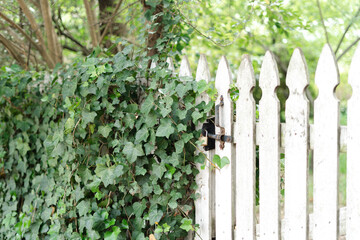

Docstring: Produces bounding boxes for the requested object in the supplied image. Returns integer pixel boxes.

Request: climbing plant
[0,1,218,239]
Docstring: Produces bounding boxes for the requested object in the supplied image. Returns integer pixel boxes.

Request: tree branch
[316,0,330,44]
[335,6,360,55]
[52,10,91,55]
[99,0,124,45]
[0,33,26,67]
[337,37,360,61]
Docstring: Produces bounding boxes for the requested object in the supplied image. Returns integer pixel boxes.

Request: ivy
[0,43,218,239]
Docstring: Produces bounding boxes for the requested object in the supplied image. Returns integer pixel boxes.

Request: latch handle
[215,95,224,128]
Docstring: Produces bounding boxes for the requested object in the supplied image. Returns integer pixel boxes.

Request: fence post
[194,54,213,240]
[214,56,234,239]
[284,48,309,240]
[258,51,281,240]
[313,44,340,240]
[235,55,256,240]
[346,43,360,240]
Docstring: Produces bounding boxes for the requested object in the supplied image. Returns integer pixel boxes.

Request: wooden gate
[178,43,360,240]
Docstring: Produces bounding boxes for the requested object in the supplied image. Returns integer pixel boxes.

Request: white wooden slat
[166,57,175,73]
[284,48,309,240]
[235,55,256,240]
[178,56,194,240]
[258,51,281,240]
[233,123,347,153]
[346,43,360,240]
[255,206,347,239]
[179,56,192,78]
[313,44,340,240]
[215,56,234,240]
[195,54,213,240]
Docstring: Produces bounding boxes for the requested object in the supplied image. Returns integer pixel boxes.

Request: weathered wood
[284,48,309,240]
[346,43,360,240]
[235,55,256,240]
[233,123,347,153]
[195,54,213,240]
[258,51,281,240]
[313,44,340,240]
[179,55,192,78]
[178,55,194,240]
[215,56,234,240]
[255,206,347,239]
[166,57,175,73]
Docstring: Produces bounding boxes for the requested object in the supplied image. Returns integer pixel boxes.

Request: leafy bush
[0,46,214,239]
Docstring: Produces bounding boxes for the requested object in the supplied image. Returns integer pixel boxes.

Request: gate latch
[200,95,232,151]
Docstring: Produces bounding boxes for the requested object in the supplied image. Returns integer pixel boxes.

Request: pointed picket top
[259,51,280,94]
[286,48,309,96]
[284,48,309,240]
[346,42,360,240]
[214,55,234,240]
[166,57,175,73]
[237,54,256,95]
[196,54,211,83]
[315,44,339,93]
[313,43,340,240]
[150,60,157,69]
[215,56,232,93]
[179,55,192,77]
[235,54,256,240]
[258,50,281,240]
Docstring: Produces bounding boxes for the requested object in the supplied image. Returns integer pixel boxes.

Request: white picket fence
[175,43,360,240]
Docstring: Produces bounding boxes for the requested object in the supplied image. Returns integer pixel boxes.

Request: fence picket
[313,44,340,240]
[166,57,175,73]
[258,51,281,240]
[215,56,234,239]
[179,55,192,78]
[284,48,309,240]
[346,43,360,240]
[235,55,256,240]
[195,54,213,240]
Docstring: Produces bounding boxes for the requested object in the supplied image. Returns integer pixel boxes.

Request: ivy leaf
[77,200,90,216]
[191,110,203,123]
[98,125,112,138]
[123,142,145,163]
[82,111,97,125]
[135,126,149,143]
[104,226,121,240]
[133,200,147,217]
[175,83,187,98]
[64,118,75,134]
[156,118,174,138]
[180,218,194,232]
[174,140,184,154]
[140,93,154,115]
[152,163,166,179]
[149,209,163,225]
[196,79,208,93]
[62,78,78,99]
[213,155,230,169]
[95,164,123,187]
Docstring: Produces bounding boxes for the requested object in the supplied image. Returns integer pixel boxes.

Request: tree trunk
[141,0,164,67]
[39,0,62,63]
[17,0,55,68]
[83,0,100,47]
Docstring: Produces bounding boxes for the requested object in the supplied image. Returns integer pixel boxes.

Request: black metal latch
[200,95,232,151]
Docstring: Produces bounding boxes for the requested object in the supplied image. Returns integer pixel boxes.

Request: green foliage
[0,41,214,239]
